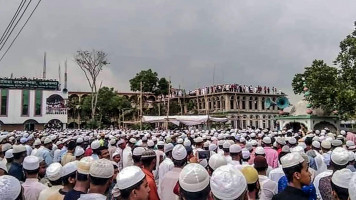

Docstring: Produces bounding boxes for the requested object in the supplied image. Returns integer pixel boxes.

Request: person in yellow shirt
[61,141,76,166]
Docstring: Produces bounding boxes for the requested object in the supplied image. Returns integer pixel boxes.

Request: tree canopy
[292,23,356,119]
[129,69,169,95]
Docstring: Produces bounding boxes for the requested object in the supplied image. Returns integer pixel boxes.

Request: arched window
[254,97,258,110]
[242,97,246,110]
[261,97,265,110]
[230,96,234,110]
[249,97,253,110]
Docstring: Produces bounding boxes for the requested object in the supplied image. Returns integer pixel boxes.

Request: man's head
[98,146,110,159]
[23,155,40,178]
[61,161,78,188]
[254,156,268,174]
[76,157,94,189]
[331,169,352,200]
[38,160,47,178]
[89,159,114,194]
[67,140,76,151]
[46,163,63,186]
[172,144,188,168]
[116,166,150,200]
[281,152,311,187]
[43,138,53,150]
[141,150,156,171]
[179,163,210,200]
[12,145,27,163]
[330,147,349,171]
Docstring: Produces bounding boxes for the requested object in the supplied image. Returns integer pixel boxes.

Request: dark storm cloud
[0,0,355,104]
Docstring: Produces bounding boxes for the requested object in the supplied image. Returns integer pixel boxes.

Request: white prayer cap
[109,139,116,145]
[23,155,40,170]
[194,137,203,143]
[223,141,231,149]
[0,175,21,200]
[209,144,217,151]
[291,146,304,153]
[251,140,258,146]
[312,141,320,149]
[90,159,114,178]
[177,138,183,144]
[211,165,246,200]
[129,138,137,144]
[77,157,94,175]
[74,146,85,157]
[12,144,26,154]
[117,139,124,145]
[0,161,8,173]
[242,149,250,159]
[44,138,52,145]
[172,144,187,161]
[281,152,304,168]
[147,140,154,147]
[179,163,210,192]
[331,147,349,166]
[349,174,356,200]
[332,169,353,189]
[209,154,227,171]
[321,140,331,149]
[157,141,165,146]
[183,139,191,147]
[347,141,355,148]
[76,137,84,144]
[288,137,297,145]
[116,166,145,190]
[262,137,272,144]
[229,144,242,153]
[133,147,145,156]
[245,143,253,151]
[61,161,78,177]
[331,139,343,147]
[91,140,100,150]
[282,145,290,153]
[255,147,265,155]
[164,143,174,153]
[4,149,13,159]
[20,137,27,144]
[276,137,286,145]
[46,163,63,181]
[349,152,355,162]
[341,130,346,135]
[203,142,209,148]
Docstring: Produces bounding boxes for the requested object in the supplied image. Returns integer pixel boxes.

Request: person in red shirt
[141,149,160,200]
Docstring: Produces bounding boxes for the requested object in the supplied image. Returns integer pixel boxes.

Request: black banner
[0,79,59,90]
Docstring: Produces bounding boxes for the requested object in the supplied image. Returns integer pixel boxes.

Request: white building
[0,78,68,131]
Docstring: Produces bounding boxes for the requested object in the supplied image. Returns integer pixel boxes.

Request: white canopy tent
[142,115,228,126]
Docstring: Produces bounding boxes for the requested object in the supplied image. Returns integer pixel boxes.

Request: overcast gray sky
[0,0,355,104]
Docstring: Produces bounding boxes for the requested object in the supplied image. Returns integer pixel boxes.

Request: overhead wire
[0,0,26,45]
[0,0,33,52]
[0,0,42,63]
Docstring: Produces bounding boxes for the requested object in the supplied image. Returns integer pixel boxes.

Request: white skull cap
[229,144,242,153]
[133,147,145,156]
[262,137,272,144]
[331,147,349,166]
[164,143,174,153]
[76,137,84,144]
[91,140,100,150]
[223,141,231,149]
[4,149,13,159]
[0,160,8,173]
[116,166,145,190]
[23,155,40,170]
[46,163,63,181]
[210,165,247,200]
[12,144,26,154]
[1,143,12,152]
[281,152,304,168]
[0,175,22,200]
[209,154,227,170]
[332,168,353,188]
[209,144,217,151]
[242,149,250,159]
[147,140,154,147]
[347,141,355,147]
[183,139,191,147]
[90,159,114,178]
[77,156,94,175]
[44,138,52,145]
[312,141,320,149]
[255,147,265,155]
[74,146,85,157]
[172,144,187,161]
[61,161,78,177]
[179,163,210,192]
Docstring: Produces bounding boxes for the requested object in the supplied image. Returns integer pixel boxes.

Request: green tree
[155,78,169,96]
[130,69,159,92]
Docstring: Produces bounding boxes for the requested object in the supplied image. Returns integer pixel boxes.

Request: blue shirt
[8,162,25,182]
[278,176,317,200]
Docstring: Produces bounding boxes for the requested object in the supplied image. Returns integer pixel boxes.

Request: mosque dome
[289,99,325,116]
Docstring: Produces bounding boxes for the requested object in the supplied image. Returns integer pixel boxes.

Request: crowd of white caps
[0,128,356,200]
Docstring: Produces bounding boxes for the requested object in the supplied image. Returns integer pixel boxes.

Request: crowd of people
[0,127,355,200]
[188,84,282,96]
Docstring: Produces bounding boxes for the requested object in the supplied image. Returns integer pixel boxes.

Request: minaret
[63,59,68,93]
[43,52,46,79]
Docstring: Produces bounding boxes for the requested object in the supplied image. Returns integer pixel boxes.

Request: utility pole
[179,85,183,115]
[166,78,171,130]
[140,81,143,130]
[43,52,46,79]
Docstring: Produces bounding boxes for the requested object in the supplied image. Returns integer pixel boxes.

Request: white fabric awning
[142,115,228,125]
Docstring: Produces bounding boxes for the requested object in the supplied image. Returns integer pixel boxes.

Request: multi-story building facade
[0,78,68,131]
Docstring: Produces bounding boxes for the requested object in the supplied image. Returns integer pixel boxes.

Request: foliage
[129,69,169,95]
[292,23,356,119]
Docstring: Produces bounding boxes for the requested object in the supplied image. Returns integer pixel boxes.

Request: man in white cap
[158,143,174,188]
[208,154,227,175]
[132,146,145,167]
[159,144,187,200]
[0,175,24,200]
[90,140,101,160]
[78,159,114,200]
[22,155,48,200]
[64,157,93,200]
[263,137,279,168]
[318,147,349,200]
[61,140,76,165]
[115,166,150,200]
[272,152,311,200]
[178,163,210,200]
[331,169,352,200]
[122,138,134,168]
[38,163,63,200]
[9,144,27,181]
[141,149,160,200]
[41,138,54,165]
[48,161,78,200]
[116,139,125,170]
[210,165,248,200]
